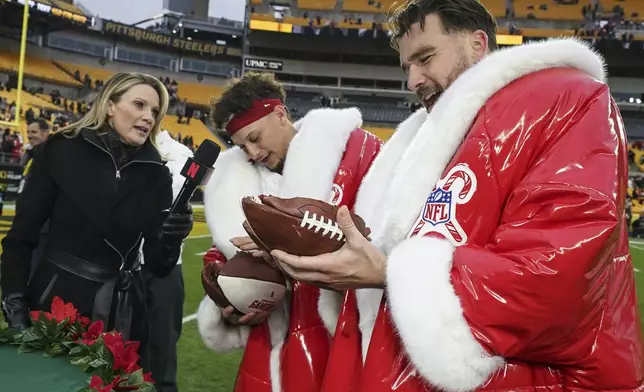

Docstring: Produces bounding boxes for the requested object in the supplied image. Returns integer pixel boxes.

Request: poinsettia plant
[0,296,155,392]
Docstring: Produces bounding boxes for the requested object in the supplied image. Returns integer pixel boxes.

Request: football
[201,252,287,315]
[240,195,370,257]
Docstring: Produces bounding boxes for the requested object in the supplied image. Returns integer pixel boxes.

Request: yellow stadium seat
[298,0,337,11]
[50,0,85,15]
[178,83,224,107]
[160,115,226,150]
[55,62,116,85]
[342,0,398,13]
[513,0,584,20]
[600,0,644,21]
[0,51,82,87]
[363,125,394,142]
[481,0,508,18]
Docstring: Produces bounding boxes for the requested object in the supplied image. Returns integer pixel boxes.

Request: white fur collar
[204,107,363,259]
[355,38,606,253]
[156,130,194,162]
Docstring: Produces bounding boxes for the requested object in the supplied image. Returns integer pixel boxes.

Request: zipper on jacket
[104,232,143,270]
[84,138,163,179]
[84,138,122,180]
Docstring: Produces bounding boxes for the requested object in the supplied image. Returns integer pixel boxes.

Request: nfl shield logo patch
[422,187,452,226]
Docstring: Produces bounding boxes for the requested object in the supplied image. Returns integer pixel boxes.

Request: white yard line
[182,313,198,324]
[186,234,210,240]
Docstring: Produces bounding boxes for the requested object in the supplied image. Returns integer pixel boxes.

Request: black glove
[161,203,193,246]
[1,293,31,330]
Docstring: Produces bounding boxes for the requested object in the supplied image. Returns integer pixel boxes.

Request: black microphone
[170,139,221,214]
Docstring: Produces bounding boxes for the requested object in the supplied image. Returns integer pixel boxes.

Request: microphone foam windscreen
[194,139,221,167]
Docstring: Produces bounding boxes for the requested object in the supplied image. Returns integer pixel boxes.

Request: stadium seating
[177,83,224,107]
[160,115,224,149]
[512,0,584,20]
[342,0,398,14]
[600,0,644,21]
[50,0,85,15]
[363,125,394,141]
[55,61,116,85]
[0,51,82,87]
[298,0,337,11]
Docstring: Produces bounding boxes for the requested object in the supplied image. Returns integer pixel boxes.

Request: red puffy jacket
[197,107,381,392]
[319,39,643,392]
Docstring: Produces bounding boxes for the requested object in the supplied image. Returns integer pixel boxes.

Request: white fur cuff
[318,289,343,335]
[197,296,251,353]
[386,236,504,392]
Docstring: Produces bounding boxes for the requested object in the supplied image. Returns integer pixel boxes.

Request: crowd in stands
[627,142,644,236]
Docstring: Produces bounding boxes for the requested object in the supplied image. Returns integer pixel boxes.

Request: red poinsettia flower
[143,372,155,383]
[102,332,141,373]
[31,296,80,324]
[78,315,91,328]
[80,320,104,345]
[30,310,53,321]
[50,296,78,324]
[89,374,121,392]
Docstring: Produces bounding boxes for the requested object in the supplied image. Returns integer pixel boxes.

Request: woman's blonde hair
[59,72,170,149]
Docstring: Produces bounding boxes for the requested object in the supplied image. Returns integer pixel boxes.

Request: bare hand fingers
[222,306,234,318]
[230,236,255,248]
[252,250,278,268]
[238,242,259,251]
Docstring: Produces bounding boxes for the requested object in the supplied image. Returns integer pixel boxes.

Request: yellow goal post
[0,2,30,130]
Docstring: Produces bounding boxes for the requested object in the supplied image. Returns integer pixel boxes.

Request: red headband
[225,98,283,136]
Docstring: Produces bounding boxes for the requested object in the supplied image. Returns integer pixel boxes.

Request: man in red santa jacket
[270,1,644,391]
[196,72,381,392]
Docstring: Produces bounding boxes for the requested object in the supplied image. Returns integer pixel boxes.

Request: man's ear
[470,30,489,62]
[275,105,288,126]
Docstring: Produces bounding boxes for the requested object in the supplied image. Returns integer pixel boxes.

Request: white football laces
[300,211,344,241]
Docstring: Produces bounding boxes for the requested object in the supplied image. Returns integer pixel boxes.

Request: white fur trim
[203,147,276,260]
[156,130,194,202]
[386,236,504,391]
[196,296,251,353]
[318,289,343,335]
[355,288,383,362]
[280,107,362,199]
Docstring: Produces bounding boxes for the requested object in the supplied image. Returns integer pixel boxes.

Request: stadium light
[0,1,28,131]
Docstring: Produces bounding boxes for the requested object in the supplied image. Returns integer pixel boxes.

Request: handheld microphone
[170,139,221,214]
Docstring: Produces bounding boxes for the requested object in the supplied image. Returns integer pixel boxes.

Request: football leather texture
[241,195,370,257]
[201,252,287,315]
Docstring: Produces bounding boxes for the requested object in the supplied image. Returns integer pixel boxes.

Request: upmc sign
[244,58,284,71]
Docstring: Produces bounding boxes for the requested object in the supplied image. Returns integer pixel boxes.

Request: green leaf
[126,369,144,386]
[88,358,110,369]
[138,384,155,392]
[43,343,65,357]
[70,355,92,366]
[17,344,38,354]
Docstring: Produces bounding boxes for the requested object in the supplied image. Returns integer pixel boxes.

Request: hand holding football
[201,251,287,316]
[241,195,370,257]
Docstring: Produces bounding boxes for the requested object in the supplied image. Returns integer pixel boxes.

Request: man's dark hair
[388,0,498,52]
[33,119,50,132]
[210,72,287,130]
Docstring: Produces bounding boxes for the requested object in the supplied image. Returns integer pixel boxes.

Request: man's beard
[268,159,285,174]
[417,50,472,112]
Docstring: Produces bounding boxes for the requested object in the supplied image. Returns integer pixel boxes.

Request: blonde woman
[0,73,193,367]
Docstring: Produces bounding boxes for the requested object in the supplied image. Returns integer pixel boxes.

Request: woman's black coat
[0,129,179,344]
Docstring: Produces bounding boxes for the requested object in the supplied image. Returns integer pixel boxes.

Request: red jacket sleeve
[203,244,227,268]
[385,86,630,388]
